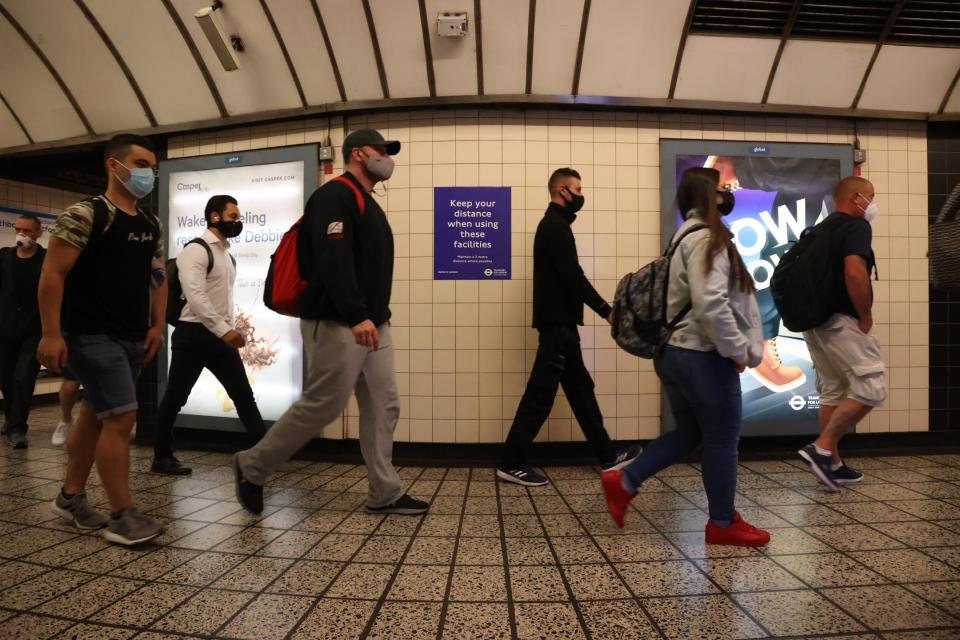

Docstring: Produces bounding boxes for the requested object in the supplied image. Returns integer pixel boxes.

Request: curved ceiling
[0,0,958,155]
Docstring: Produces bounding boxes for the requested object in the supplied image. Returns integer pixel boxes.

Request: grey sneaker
[51,492,108,530]
[103,507,164,546]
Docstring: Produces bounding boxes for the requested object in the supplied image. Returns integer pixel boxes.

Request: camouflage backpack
[611,224,707,358]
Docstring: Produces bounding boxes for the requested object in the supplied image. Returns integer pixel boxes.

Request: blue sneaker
[496,466,548,487]
[601,445,643,471]
[799,444,839,491]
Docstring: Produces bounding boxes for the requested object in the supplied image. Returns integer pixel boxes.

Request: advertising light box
[159,146,318,431]
[660,140,853,437]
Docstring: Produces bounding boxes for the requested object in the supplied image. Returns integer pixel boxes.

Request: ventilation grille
[890,1,960,47]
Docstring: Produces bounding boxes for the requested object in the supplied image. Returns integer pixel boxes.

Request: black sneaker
[151,457,193,476]
[233,454,263,514]
[8,431,27,449]
[798,444,839,491]
[365,494,430,515]
[496,466,548,487]
[833,462,864,485]
[601,445,643,471]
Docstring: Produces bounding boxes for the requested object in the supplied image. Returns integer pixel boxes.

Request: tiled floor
[2,406,959,639]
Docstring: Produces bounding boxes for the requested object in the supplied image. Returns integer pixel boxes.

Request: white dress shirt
[177,229,235,338]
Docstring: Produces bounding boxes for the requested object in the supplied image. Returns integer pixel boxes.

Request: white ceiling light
[195,1,240,71]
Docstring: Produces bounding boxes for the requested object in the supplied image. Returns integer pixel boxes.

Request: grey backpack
[611,224,707,358]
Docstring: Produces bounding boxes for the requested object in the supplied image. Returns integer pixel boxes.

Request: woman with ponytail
[601,168,770,548]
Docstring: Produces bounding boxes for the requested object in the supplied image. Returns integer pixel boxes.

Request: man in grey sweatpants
[234,129,429,516]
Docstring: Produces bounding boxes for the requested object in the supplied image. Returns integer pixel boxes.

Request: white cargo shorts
[803,313,887,408]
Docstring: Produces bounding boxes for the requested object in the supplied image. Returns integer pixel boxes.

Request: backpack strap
[663,224,709,329]
[664,223,708,257]
[87,196,111,246]
[330,175,367,215]
[185,237,215,275]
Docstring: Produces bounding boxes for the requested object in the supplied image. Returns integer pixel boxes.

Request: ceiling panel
[85,0,219,126]
[675,35,779,103]
[480,0,528,95]
[317,0,383,101]
[579,0,688,98]
[3,0,148,132]
[0,16,85,143]
[531,0,582,95]
[426,0,478,96]
[945,79,960,114]
[859,45,960,112]
[0,99,29,149]
[169,0,302,116]
[369,0,430,98]
[265,0,342,105]
[767,40,875,108]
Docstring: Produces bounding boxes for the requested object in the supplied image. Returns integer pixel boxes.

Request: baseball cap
[342,128,401,160]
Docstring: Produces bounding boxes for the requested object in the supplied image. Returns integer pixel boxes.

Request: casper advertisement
[162,147,317,427]
[661,140,853,436]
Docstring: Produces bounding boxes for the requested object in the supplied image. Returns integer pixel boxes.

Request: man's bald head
[834,176,875,217]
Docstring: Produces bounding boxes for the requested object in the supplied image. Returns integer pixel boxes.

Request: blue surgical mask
[115,161,156,199]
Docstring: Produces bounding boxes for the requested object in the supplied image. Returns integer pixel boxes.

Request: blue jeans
[623,345,742,523]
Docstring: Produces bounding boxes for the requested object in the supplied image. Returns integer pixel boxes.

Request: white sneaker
[51,421,70,447]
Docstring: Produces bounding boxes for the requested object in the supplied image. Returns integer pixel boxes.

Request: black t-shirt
[63,209,158,340]
[12,250,43,309]
[825,212,875,319]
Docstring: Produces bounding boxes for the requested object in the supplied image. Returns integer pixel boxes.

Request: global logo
[789,395,807,411]
[483,268,493,276]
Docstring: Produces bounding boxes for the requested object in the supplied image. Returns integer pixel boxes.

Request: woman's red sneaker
[601,469,634,528]
[704,512,770,547]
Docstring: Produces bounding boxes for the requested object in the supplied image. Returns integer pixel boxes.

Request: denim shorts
[65,334,144,419]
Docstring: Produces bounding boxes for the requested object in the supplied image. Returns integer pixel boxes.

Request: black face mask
[563,191,585,214]
[212,220,243,238]
[717,190,735,216]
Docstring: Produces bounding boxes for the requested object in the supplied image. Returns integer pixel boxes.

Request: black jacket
[532,203,610,329]
[0,245,45,338]
[298,172,393,326]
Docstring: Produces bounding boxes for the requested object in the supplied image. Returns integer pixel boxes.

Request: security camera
[195,5,240,71]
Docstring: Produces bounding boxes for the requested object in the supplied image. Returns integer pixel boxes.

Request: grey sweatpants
[237,320,403,508]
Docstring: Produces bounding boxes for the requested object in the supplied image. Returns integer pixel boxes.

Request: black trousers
[501,325,614,468]
[0,333,41,436]
[155,322,266,460]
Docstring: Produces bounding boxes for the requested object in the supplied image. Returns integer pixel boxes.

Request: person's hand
[222,329,246,349]
[858,315,873,335]
[144,326,165,364]
[37,335,68,373]
[352,320,380,351]
[734,360,747,373]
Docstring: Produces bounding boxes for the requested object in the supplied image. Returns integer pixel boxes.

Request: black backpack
[770,215,846,332]
[166,238,235,325]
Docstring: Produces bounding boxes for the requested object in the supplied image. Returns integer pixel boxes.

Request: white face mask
[856,193,879,223]
[15,234,35,249]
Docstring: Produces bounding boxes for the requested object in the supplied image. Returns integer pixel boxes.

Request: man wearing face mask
[0,215,46,448]
[234,129,429,516]
[38,133,168,545]
[152,195,265,476]
[497,168,641,487]
[798,176,884,490]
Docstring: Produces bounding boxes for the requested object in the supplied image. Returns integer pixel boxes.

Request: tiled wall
[167,110,930,443]
[928,122,960,432]
[0,178,89,217]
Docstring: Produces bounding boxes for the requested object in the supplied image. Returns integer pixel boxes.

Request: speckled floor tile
[62,622,136,639]
[561,564,630,600]
[152,588,254,635]
[514,602,585,639]
[642,594,767,640]
[831,501,923,523]
[33,575,144,620]
[267,559,343,596]
[219,593,314,640]
[903,581,960,617]
[352,534,411,563]
[881,631,960,640]
[868,520,960,547]
[733,589,865,636]
[210,526,283,554]
[821,585,959,630]
[850,484,929,501]
[332,513,384,535]
[647,508,710,532]
[922,546,960,569]
[0,567,93,610]
[508,564,569,601]
[90,582,196,627]
[887,500,960,520]
[441,602,512,639]
[387,564,450,601]
[578,599,660,639]
[304,533,368,561]
[449,565,508,601]
[0,560,48,590]
[416,514,462,537]
[325,562,395,599]
[505,537,555,565]
[0,613,73,640]
[21,534,112,567]
[289,597,375,639]
[211,555,294,591]
[664,531,755,559]
[848,548,960,582]
[695,556,806,592]
[766,503,856,526]
[594,533,683,562]
[156,551,246,586]
[403,536,456,564]
[456,536,505,565]
[502,514,544,537]
[110,547,200,581]
[580,511,656,536]
[550,536,605,564]
[0,526,76,558]
[804,524,907,551]
[771,552,888,587]
[168,523,245,550]
[464,497,500,514]
[366,601,442,639]
[760,526,835,555]
[616,560,719,597]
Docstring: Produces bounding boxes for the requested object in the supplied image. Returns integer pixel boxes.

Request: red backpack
[264,176,366,316]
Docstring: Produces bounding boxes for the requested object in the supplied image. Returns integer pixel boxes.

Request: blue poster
[434,186,511,279]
